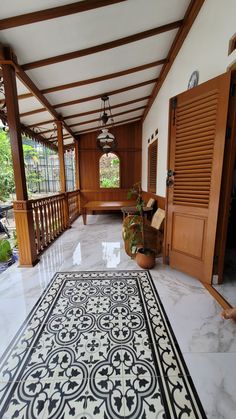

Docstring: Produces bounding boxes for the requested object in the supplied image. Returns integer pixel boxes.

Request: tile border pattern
[0,271,207,418]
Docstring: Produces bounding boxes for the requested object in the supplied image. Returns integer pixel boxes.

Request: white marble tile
[183,353,236,419]
[0,213,236,419]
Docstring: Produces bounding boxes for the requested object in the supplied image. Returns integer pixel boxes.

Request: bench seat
[82,200,136,225]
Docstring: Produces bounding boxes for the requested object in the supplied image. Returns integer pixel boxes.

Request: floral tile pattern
[0,271,207,418]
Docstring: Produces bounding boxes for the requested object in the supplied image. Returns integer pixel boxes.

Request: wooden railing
[68,190,80,223]
[31,194,67,254]
[13,189,80,266]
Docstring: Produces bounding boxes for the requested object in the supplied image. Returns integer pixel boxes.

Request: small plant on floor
[0,239,13,263]
[123,182,156,268]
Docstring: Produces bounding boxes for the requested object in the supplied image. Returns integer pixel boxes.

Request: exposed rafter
[0,110,57,151]
[75,116,141,135]
[142,0,205,120]
[54,78,157,109]
[20,95,150,119]
[0,45,77,142]
[68,105,145,128]
[22,20,183,70]
[0,0,126,30]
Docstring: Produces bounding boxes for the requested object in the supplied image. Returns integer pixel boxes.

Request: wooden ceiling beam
[26,78,157,127]
[41,59,166,94]
[0,0,126,30]
[20,95,150,119]
[68,105,145,128]
[54,78,157,109]
[0,110,57,151]
[75,117,141,135]
[142,0,205,120]
[64,96,150,120]
[22,20,183,70]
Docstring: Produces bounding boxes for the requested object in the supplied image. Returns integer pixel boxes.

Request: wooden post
[56,120,66,192]
[1,47,28,200]
[74,139,80,190]
[74,139,81,214]
[13,201,39,266]
[1,46,38,266]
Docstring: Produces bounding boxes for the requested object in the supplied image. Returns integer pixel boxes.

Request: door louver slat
[173,91,219,208]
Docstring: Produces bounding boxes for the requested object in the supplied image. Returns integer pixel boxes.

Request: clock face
[188,71,199,89]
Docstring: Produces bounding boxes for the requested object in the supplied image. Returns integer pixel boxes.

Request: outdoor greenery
[99,153,120,188]
[0,239,12,262]
[0,129,49,200]
[0,130,15,201]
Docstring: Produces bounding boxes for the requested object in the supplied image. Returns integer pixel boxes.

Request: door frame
[164,71,232,283]
[214,69,236,283]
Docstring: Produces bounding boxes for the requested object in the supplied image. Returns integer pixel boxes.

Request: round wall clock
[188,70,199,89]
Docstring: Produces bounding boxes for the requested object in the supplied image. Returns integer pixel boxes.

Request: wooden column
[74,140,80,190]
[74,139,81,215]
[13,201,39,266]
[2,48,28,200]
[1,47,38,266]
[56,120,66,193]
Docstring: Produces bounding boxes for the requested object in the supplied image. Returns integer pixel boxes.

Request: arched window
[99,153,120,188]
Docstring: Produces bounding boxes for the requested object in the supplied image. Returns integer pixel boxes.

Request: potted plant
[0,238,14,273]
[123,182,156,269]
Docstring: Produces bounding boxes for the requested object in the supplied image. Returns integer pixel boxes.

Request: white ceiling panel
[0,1,82,19]
[56,84,155,115]
[0,0,189,63]
[0,0,197,142]
[44,66,159,105]
[20,111,53,126]
[65,99,148,126]
[27,31,176,90]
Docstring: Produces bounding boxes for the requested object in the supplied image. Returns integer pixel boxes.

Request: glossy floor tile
[0,271,206,419]
[0,214,236,419]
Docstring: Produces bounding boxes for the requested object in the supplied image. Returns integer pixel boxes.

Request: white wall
[142,0,236,197]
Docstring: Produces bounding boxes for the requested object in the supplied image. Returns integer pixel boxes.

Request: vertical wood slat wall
[148,139,158,193]
[79,122,142,204]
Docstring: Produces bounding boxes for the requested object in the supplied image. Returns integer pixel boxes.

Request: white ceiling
[0,0,192,146]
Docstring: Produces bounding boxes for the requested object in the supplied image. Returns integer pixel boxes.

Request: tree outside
[99,153,120,188]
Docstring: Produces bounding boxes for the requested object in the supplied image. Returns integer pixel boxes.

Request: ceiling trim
[0,0,126,30]
[142,0,205,120]
[22,20,183,70]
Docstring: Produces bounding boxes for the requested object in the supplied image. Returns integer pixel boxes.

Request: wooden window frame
[99,152,121,189]
[148,139,158,193]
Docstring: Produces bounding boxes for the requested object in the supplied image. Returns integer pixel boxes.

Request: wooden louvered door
[148,140,158,193]
[166,72,231,283]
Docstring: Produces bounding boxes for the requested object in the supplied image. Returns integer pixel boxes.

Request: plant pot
[136,248,156,269]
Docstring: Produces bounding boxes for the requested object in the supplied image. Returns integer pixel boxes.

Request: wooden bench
[82,200,136,225]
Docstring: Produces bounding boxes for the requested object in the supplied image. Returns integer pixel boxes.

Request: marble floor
[213,249,236,307]
[0,214,236,419]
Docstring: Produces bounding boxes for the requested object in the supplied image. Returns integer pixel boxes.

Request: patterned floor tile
[0,271,206,419]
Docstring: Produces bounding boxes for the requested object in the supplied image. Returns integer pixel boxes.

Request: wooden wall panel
[79,121,142,199]
[142,190,166,210]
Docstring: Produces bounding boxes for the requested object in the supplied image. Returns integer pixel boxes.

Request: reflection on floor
[213,248,236,307]
[0,214,236,419]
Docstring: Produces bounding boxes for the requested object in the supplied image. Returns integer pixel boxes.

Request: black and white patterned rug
[0,271,206,418]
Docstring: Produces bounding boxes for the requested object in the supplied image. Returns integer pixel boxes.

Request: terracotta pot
[135,248,156,269]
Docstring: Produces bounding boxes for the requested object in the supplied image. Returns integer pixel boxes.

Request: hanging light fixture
[96,95,117,154]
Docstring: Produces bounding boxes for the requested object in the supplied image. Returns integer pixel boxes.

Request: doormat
[0,271,207,418]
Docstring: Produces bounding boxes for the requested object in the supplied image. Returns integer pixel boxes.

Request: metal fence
[24,150,75,194]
